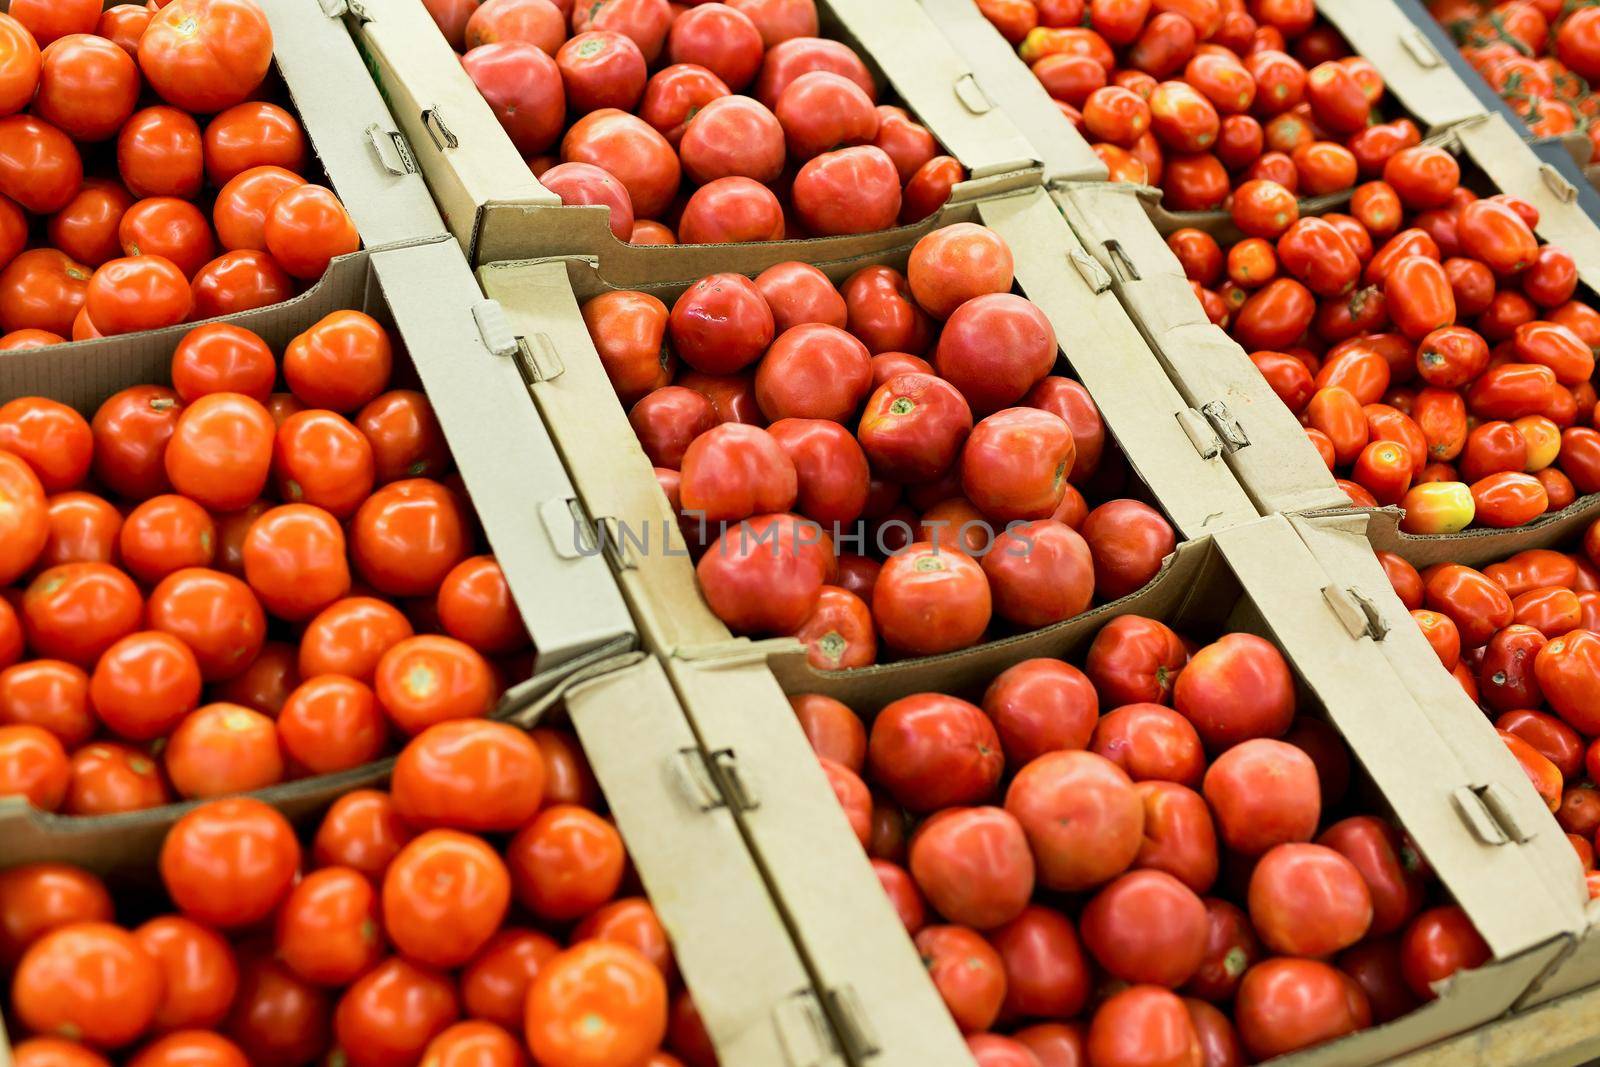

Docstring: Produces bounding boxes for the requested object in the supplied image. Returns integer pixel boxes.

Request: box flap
[371,242,636,667]
[660,656,971,1067]
[1293,514,1589,922]
[1316,0,1490,129]
[1216,517,1580,960]
[262,0,447,247]
[975,190,1258,539]
[1456,113,1600,291]
[919,0,1105,183]
[475,259,731,653]
[348,0,553,255]
[1054,182,1349,518]
[830,0,1039,179]
[566,656,840,1067]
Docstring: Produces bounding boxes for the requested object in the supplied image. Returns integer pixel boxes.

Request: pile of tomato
[976,0,1403,211]
[0,0,361,348]
[0,311,547,817]
[1381,527,1600,900]
[797,612,1491,1066]
[1163,140,1600,532]
[1,718,713,1067]
[581,224,1179,666]
[1432,0,1600,161]
[420,0,966,244]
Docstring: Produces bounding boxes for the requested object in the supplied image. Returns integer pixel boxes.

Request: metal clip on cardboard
[671,748,759,814]
[1201,400,1249,452]
[773,992,845,1067]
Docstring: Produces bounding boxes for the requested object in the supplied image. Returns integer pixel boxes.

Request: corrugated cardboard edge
[346,0,1047,272]
[777,515,1573,1065]
[258,0,447,248]
[564,655,842,1067]
[918,0,1106,184]
[1053,180,1349,517]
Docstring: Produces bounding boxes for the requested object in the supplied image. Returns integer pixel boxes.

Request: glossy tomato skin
[1235,958,1371,1060]
[525,941,667,1067]
[333,956,460,1067]
[160,798,299,932]
[1080,869,1208,988]
[138,0,273,113]
[909,805,1034,929]
[1007,749,1143,891]
[1203,738,1319,856]
[11,922,163,1049]
[868,693,1002,812]
[916,924,1007,1033]
[1400,905,1490,1001]
[981,659,1097,768]
[0,863,112,968]
[987,904,1090,1020]
[1085,614,1189,706]
[1086,986,1203,1067]
[857,373,972,483]
[383,829,510,969]
[873,543,992,656]
[1172,633,1293,751]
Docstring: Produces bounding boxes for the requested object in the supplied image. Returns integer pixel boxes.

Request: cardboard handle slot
[514,334,566,383]
[596,516,640,572]
[1400,27,1441,68]
[1540,163,1578,203]
[826,985,882,1062]
[773,992,841,1067]
[364,124,416,176]
[1452,785,1512,846]
[472,300,518,358]
[1477,781,1540,844]
[952,73,994,114]
[539,497,597,561]
[1321,585,1389,641]
[1102,240,1141,283]
[1176,409,1224,460]
[1201,400,1249,451]
[1068,248,1112,294]
[710,750,759,812]
[671,747,725,812]
[421,108,458,151]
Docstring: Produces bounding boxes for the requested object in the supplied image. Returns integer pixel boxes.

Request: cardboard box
[782,514,1582,1065]
[475,186,1259,667]
[0,237,638,853]
[344,0,1046,277]
[1058,113,1600,560]
[476,185,1267,1066]
[0,653,837,1067]
[1302,507,1600,1012]
[920,0,1489,237]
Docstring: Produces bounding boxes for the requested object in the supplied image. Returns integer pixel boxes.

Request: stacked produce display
[11,0,1600,1064]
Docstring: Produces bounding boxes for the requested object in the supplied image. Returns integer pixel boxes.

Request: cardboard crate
[0,654,836,1067]
[1056,112,1600,560]
[475,185,1260,1065]
[778,514,1583,1066]
[921,0,1491,237]
[343,0,1047,278]
[0,238,638,860]
[1302,506,1600,1011]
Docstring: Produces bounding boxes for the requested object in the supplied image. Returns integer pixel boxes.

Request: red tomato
[1236,958,1370,1059]
[988,904,1090,1020]
[872,543,992,656]
[910,806,1035,929]
[1400,905,1490,1001]
[1202,738,1319,855]
[1080,869,1208,987]
[915,924,1007,1032]
[137,0,273,113]
[1087,986,1203,1067]
[1006,749,1142,891]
